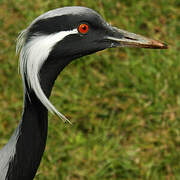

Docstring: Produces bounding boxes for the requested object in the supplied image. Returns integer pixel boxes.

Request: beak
[107,27,168,49]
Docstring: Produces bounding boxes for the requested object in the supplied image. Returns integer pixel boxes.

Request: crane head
[17,6,167,122]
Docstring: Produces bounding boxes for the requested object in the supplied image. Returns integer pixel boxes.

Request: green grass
[0,0,179,179]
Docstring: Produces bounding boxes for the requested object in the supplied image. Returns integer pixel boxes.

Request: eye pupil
[78,24,89,34]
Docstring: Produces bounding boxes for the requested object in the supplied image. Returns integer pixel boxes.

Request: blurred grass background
[0,0,179,179]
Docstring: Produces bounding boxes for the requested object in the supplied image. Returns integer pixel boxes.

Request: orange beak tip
[162,43,168,49]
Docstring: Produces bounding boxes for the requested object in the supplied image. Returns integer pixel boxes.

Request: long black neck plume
[6,56,70,180]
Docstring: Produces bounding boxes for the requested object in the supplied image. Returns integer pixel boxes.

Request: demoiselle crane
[0,6,167,180]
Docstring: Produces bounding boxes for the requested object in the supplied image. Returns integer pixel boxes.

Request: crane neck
[5,56,70,179]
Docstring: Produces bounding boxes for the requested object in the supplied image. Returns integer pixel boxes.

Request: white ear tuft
[17,28,78,124]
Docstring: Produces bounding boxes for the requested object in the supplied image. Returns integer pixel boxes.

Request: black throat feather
[6,54,71,180]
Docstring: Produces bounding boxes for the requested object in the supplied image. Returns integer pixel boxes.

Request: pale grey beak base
[107,27,168,49]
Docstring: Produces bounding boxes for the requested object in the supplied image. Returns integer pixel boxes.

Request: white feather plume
[16,28,78,123]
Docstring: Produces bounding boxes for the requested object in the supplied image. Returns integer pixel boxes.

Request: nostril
[124,36,138,41]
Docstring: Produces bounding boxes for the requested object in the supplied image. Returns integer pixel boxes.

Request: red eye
[78,24,89,34]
